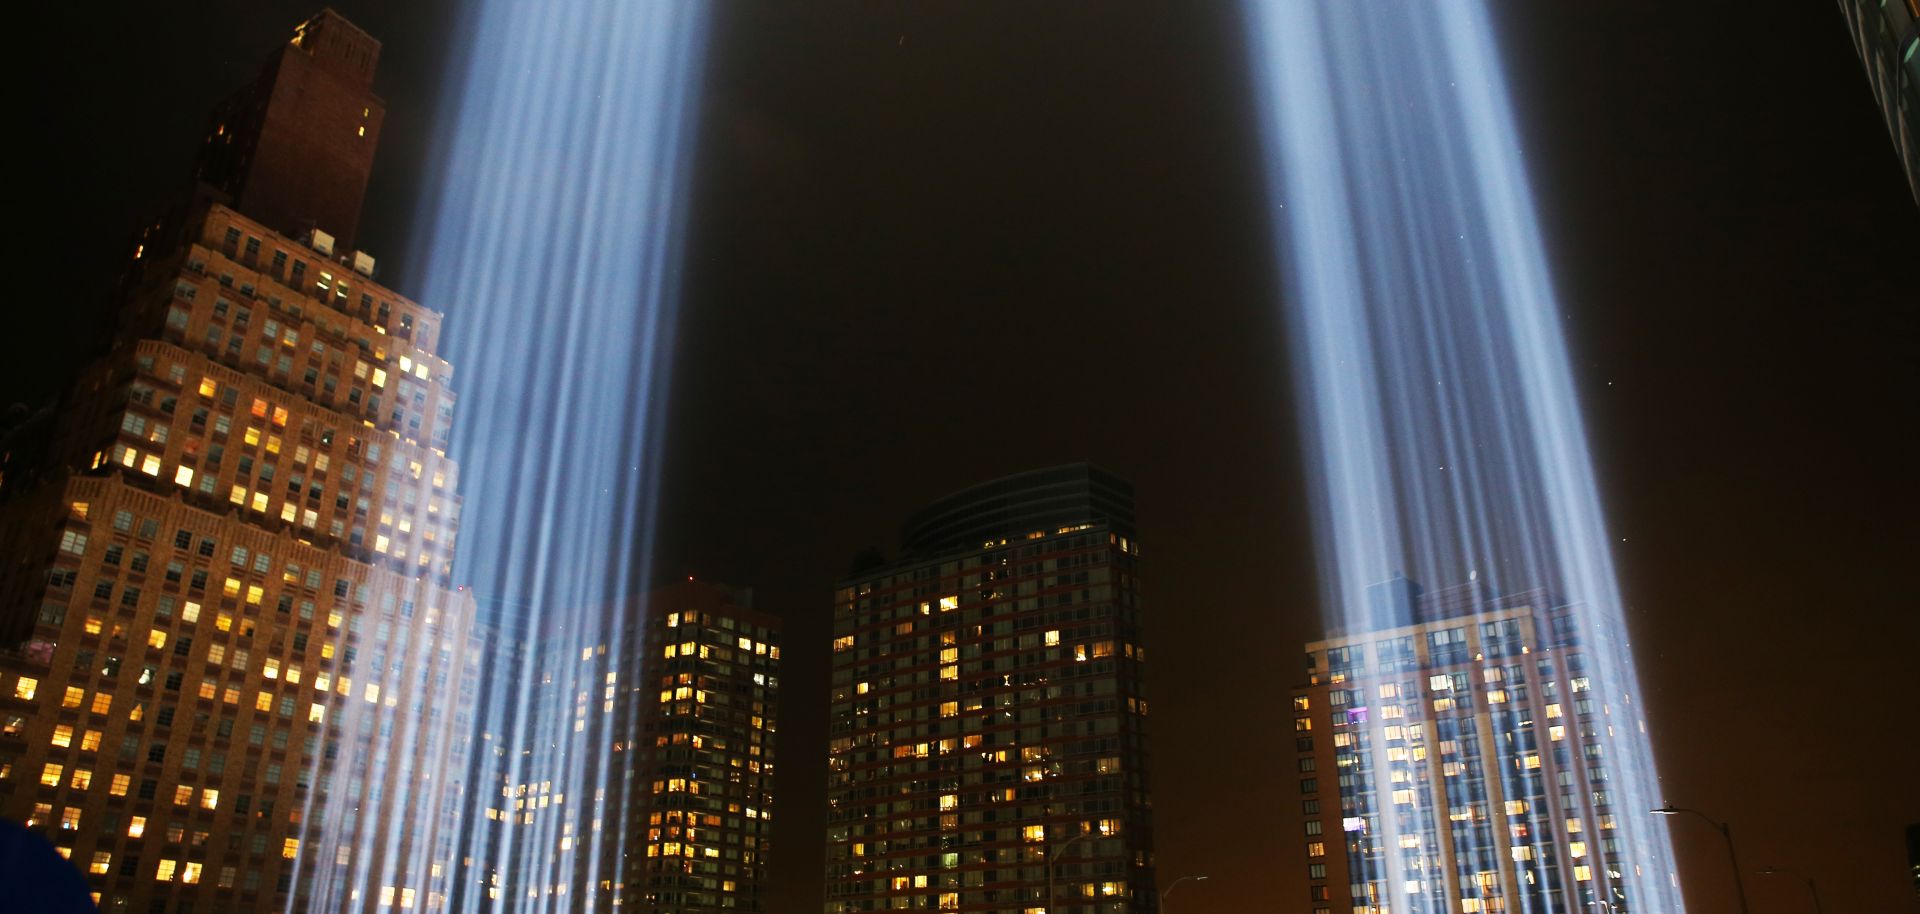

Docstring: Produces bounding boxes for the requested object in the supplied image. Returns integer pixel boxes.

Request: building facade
[825,463,1158,914]
[623,582,779,913]
[1836,0,1920,205]
[1292,581,1638,914]
[460,582,779,914]
[194,9,386,252]
[0,11,480,913]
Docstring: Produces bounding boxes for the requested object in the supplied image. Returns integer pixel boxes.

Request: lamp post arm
[1715,821,1753,914]
[1160,874,1208,905]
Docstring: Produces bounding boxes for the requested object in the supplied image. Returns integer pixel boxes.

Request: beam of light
[1244,4,1685,913]
[291,3,709,913]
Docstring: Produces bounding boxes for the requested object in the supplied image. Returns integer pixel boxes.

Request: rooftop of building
[1321,575,1562,639]
[895,461,1134,560]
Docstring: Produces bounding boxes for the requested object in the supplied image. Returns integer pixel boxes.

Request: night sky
[15,3,1917,913]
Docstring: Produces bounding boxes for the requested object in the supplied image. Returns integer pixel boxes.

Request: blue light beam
[1245,4,1686,912]
[429,3,708,910]
[290,2,709,912]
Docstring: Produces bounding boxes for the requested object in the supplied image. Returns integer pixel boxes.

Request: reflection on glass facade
[1837,0,1920,205]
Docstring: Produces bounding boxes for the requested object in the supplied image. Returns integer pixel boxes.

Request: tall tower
[825,463,1158,914]
[1292,581,1639,914]
[194,10,386,251]
[460,581,779,914]
[621,581,779,913]
[0,11,477,914]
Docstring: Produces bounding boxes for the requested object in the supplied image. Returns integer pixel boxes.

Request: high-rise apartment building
[623,581,779,913]
[826,463,1158,914]
[461,581,779,914]
[1291,580,1636,914]
[1836,0,1920,205]
[0,12,479,913]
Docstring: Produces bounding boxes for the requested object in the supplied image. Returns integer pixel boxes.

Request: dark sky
[16,3,1917,914]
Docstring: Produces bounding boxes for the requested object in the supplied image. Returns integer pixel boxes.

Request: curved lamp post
[1759,866,1825,914]
[1651,804,1752,914]
[1160,874,1210,911]
[1045,827,1098,914]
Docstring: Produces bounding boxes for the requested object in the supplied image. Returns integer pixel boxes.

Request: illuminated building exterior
[462,582,779,913]
[1836,0,1920,205]
[0,11,480,913]
[1292,581,1638,914]
[826,463,1158,914]
[623,581,779,913]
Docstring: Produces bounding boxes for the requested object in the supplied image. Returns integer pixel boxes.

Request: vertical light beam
[289,2,709,912]
[1245,3,1686,913]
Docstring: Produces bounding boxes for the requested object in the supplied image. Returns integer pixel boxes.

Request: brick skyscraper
[0,11,480,913]
[825,463,1158,914]
[194,10,386,251]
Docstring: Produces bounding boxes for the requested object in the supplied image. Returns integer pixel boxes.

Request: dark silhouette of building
[826,463,1158,914]
[194,10,386,251]
[1835,0,1920,205]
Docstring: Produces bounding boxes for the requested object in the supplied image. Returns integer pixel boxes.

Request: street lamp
[1160,874,1209,911]
[1045,826,1099,914]
[1651,804,1752,914]
[1759,867,1825,914]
